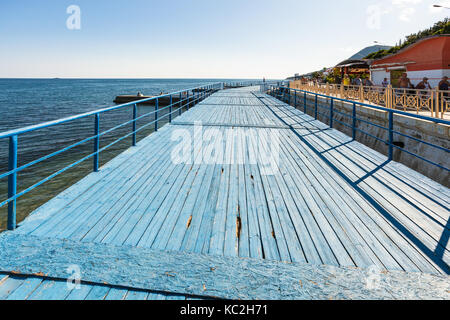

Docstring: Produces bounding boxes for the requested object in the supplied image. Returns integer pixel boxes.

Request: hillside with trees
[365,18,450,60]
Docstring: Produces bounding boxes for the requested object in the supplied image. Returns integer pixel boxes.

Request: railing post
[155,98,159,132]
[329,98,334,128]
[179,92,182,116]
[93,114,100,172]
[352,103,356,140]
[187,91,190,110]
[314,94,318,119]
[288,88,291,105]
[7,135,18,230]
[132,104,137,146]
[304,92,307,113]
[169,95,173,123]
[294,90,297,108]
[434,88,439,118]
[388,110,394,161]
[386,85,392,109]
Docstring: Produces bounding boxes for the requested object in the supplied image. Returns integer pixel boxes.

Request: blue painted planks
[1,86,448,300]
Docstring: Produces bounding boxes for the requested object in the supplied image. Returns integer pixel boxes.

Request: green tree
[365,18,449,59]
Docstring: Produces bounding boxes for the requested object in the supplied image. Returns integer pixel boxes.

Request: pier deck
[0,87,449,300]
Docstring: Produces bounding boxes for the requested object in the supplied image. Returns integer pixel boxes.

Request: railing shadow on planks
[266,85,449,270]
[271,86,449,171]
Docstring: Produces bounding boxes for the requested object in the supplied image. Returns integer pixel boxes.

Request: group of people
[342,74,374,87]
[396,73,449,94]
[342,73,449,92]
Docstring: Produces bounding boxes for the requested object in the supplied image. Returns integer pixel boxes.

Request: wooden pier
[0,87,448,300]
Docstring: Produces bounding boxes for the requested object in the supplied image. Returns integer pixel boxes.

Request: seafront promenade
[0,86,448,300]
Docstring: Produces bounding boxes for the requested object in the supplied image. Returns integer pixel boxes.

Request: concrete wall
[289,92,449,187]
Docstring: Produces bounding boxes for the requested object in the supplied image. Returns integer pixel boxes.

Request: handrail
[268,85,449,177]
[0,82,223,230]
[279,86,450,126]
[290,81,450,119]
[0,83,223,139]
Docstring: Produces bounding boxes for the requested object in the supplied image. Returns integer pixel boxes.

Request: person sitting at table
[439,76,449,97]
[439,76,449,91]
[342,74,351,86]
[416,77,432,90]
[363,78,374,87]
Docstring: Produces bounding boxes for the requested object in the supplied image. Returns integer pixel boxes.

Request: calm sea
[0,78,253,230]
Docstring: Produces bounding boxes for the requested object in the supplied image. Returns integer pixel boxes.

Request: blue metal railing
[223,80,286,89]
[0,82,223,230]
[268,85,450,173]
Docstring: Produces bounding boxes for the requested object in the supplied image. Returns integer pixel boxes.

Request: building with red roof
[370,35,450,88]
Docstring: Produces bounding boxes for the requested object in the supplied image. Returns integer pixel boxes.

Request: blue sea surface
[0,78,253,230]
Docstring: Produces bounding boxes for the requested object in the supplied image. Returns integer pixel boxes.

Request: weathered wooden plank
[64,282,94,300]
[244,132,280,261]
[124,290,149,301]
[5,277,42,300]
[27,280,71,300]
[104,287,128,300]
[248,131,293,263]
[153,129,218,251]
[84,285,110,300]
[0,276,25,299]
[257,128,323,265]
[134,127,208,248]
[178,162,221,253]
[191,164,223,255]
[209,131,233,256]
[270,136,339,266]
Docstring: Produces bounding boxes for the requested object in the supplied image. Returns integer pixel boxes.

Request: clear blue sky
[0,0,448,78]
